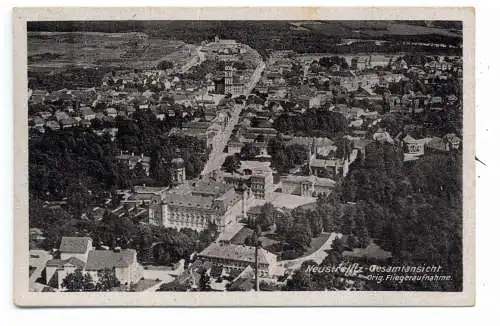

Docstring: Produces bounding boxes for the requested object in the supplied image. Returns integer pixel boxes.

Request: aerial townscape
[28,21,463,293]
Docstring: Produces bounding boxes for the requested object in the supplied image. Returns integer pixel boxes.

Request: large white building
[122,160,273,233]
[136,175,244,232]
[159,180,242,232]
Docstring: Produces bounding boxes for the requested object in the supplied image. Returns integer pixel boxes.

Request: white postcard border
[13,6,475,306]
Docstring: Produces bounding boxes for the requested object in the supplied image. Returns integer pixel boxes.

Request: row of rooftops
[198,242,276,266]
[28,62,233,121]
[260,50,461,95]
[47,249,137,271]
[46,236,138,271]
[29,92,230,135]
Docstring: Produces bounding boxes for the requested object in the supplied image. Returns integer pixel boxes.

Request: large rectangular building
[197,242,278,277]
[219,161,274,201]
[148,180,243,232]
[281,175,336,197]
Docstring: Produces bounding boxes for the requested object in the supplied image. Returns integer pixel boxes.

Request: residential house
[95,112,105,121]
[30,116,45,128]
[105,107,117,118]
[59,237,93,261]
[80,107,96,121]
[425,134,461,153]
[443,133,461,150]
[45,120,60,131]
[373,129,395,144]
[391,58,408,71]
[308,139,358,179]
[29,89,49,104]
[38,111,53,120]
[116,152,151,176]
[402,134,435,161]
[85,249,143,285]
[243,127,278,141]
[80,119,92,128]
[45,236,93,288]
[54,110,70,122]
[45,256,86,289]
[227,136,246,155]
[289,85,318,109]
[60,117,78,129]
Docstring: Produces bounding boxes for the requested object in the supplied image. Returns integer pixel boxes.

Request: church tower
[235,182,249,220]
[224,63,233,93]
[342,158,349,178]
[170,152,185,186]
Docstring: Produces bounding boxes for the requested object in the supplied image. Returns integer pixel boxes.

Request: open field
[28,31,195,72]
[29,21,462,58]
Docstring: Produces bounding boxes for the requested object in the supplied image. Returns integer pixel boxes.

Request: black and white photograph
[13,7,475,306]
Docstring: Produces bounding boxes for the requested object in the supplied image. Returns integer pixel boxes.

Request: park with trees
[283,140,462,291]
[273,107,348,137]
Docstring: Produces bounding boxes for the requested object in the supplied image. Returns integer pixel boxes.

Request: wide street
[201,59,266,176]
[277,232,342,273]
[201,103,243,176]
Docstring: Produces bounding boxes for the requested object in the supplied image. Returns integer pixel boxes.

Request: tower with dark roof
[235,182,249,219]
[170,151,185,186]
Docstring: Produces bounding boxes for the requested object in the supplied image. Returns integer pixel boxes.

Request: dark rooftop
[85,249,137,271]
[59,237,92,254]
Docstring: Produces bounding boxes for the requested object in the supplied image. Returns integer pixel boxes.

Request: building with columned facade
[281,175,336,197]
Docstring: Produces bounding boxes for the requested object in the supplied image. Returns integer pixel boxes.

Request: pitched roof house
[80,107,96,121]
[85,249,142,285]
[59,236,93,261]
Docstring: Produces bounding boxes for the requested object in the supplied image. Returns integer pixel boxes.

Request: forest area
[282,141,462,291]
[30,201,219,267]
[29,108,211,264]
[273,108,348,138]
[29,110,208,206]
